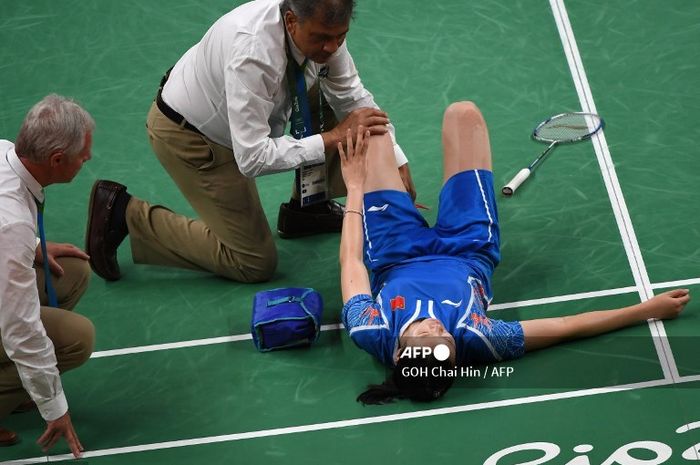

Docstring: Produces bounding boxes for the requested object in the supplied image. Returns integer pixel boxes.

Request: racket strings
[535,114,601,142]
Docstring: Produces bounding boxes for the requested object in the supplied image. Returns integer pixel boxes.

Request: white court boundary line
[549,0,679,381]
[4,374,700,464]
[90,277,700,359]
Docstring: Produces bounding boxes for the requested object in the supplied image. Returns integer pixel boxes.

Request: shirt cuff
[393,143,408,167]
[38,390,68,422]
[304,134,326,164]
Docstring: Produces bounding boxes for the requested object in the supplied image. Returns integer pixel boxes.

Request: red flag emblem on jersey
[390,295,405,311]
[361,306,380,325]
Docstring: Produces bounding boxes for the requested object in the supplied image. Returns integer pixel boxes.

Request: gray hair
[15,94,95,163]
[281,0,355,26]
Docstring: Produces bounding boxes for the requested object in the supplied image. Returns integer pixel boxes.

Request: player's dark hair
[357,354,456,405]
[281,0,355,26]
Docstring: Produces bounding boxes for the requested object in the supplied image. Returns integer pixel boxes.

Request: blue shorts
[362,169,500,279]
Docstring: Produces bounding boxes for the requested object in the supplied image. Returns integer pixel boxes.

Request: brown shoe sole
[85,181,122,281]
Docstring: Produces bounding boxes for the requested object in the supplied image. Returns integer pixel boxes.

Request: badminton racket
[501,112,604,196]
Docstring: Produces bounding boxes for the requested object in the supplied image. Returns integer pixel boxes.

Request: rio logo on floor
[483,420,699,464]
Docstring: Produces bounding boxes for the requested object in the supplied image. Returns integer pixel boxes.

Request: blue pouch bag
[251,287,323,352]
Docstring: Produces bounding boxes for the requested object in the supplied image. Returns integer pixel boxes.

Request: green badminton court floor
[1,0,699,463]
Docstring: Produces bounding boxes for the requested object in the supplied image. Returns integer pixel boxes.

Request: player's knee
[365,133,395,169]
[443,101,485,128]
[368,132,393,151]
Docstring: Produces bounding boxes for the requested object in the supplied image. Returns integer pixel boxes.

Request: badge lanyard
[35,198,58,307]
[285,41,328,206]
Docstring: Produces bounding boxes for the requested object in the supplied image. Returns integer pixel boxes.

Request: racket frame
[502,112,605,196]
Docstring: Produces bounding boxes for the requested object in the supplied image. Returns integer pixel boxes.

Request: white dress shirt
[161,0,408,178]
[0,140,67,421]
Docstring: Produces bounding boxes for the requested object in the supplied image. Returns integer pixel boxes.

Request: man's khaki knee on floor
[217,243,277,283]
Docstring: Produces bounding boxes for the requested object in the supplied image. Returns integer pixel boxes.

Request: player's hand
[35,242,89,277]
[643,289,691,320]
[37,412,84,458]
[398,163,417,202]
[338,126,370,191]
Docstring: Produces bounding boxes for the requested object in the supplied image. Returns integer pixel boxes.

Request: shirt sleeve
[341,294,393,366]
[320,42,408,167]
[0,222,67,421]
[224,36,326,178]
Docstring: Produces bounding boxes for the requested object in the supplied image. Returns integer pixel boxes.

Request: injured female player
[338,102,690,404]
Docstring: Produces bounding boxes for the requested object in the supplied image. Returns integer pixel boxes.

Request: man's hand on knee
[35,242,90,277]
[323,108,390,152]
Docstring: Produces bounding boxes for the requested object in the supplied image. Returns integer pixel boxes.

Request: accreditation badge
[296,162,328,206]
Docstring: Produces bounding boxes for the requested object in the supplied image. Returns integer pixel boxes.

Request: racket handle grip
[502,168,531,196]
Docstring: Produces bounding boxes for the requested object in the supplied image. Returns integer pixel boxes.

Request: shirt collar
[7,146,44,203]
[284,28,307,67]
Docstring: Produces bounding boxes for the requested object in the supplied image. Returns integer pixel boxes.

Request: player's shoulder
[342,294,389,331]
[465,275,490,311]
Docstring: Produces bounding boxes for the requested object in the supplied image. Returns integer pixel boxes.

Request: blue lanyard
[285,35,329,206]
[35,199,58,307]
[285,42,325,139]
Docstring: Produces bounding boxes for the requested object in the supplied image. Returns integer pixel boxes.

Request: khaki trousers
[128,85,344,282]
[0,257,95,420]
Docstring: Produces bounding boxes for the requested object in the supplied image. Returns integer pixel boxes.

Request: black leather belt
[155,68,204,136]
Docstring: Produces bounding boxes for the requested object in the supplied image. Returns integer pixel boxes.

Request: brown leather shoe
[277,200,344,239]
[0,427,19,447]
[85,180,129,281]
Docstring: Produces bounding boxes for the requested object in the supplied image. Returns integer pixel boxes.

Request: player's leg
[359,132,429,274]
[441,101,492,183]
[366,100,493,191]
[434,102,500,278]
[521,289,690,351]
[363,133,406,193]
